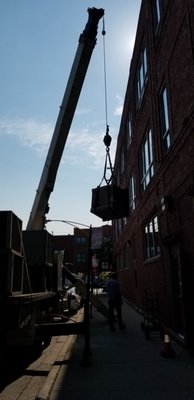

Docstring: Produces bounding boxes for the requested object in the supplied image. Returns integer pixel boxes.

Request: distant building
[54,224,113,277]
[53,234,74,265]
[113,0,194,351]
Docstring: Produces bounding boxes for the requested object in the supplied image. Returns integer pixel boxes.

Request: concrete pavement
[42,294,194,400]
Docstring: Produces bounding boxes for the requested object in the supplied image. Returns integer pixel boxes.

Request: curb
[36,310,84,400]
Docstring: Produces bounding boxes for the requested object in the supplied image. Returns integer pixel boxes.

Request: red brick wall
[113,0,194,340]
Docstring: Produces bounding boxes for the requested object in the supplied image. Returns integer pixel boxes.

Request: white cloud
[66,128,116,169]
[0,116,116,169]
[0,116,52,156]
[114,94,123,116]
[75,108,90,116]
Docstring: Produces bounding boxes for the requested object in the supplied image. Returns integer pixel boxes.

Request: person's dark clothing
[106,276,125,330]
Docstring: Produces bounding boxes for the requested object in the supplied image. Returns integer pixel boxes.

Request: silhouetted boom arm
[26,8,104,231]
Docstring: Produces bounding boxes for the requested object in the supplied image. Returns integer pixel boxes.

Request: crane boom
[26,8,104,231]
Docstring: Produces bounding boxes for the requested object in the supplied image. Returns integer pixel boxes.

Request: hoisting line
[102,17,108,129]
[99,16,115,186]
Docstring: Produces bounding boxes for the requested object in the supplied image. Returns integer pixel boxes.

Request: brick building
[54,224,113,277]
[53,234,74,265]
[113,0,194,350]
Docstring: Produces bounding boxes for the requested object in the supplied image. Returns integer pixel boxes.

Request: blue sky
[0,1,141,235]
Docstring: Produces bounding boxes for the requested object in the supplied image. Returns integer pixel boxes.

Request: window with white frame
[129,173,136,213]
[140,129,154,191]
[117,219,122,235]
[136,46,148,106]
[126,112,132,148]
[160,87,171,153]
[123,217,127,226]
[153,0,161,32]
[144,216,160,259]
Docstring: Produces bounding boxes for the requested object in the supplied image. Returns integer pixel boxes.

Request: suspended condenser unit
[91,184,129,221]
[90,127,129,221]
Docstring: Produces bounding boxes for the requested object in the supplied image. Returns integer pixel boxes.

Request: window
[76,253,87,262]
[126,113,132,148]
[160,87,171,153]
[136,46,148,106]
[129,173,136,213]
[116,219,122,237]
[140,129,154,191]
[144,216,160,259]
[153,0,161,32]
[76,236,86,245]
[103,236,111,243]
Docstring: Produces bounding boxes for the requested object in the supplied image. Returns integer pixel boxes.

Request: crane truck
[0,7,104,351]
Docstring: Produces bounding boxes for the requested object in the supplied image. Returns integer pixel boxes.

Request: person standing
[106,272,126,331]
